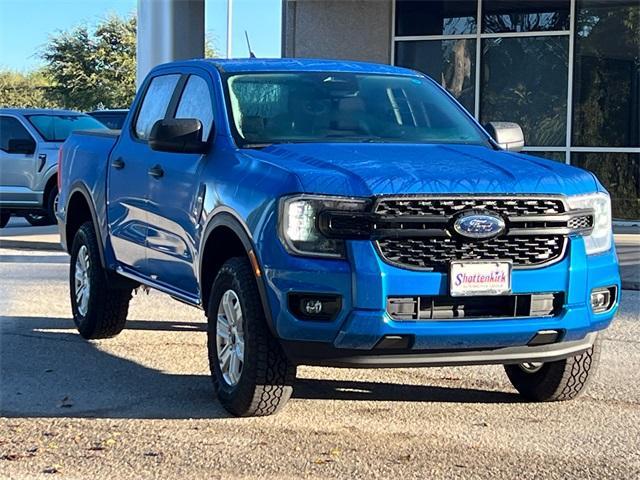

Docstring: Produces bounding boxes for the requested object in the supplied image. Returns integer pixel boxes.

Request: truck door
[107,73,181,272]
[144,71,215,299]
[0,115,38,207]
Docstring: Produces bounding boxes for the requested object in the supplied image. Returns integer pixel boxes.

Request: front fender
[199,208,278,336]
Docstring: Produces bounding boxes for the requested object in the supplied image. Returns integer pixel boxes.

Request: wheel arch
[64,184,105,268]
[199,209,276,335]
[43,172,58,203]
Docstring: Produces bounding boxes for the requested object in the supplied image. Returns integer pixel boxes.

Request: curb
[0,239,63,251]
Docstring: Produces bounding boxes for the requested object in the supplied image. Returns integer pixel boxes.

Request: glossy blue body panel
[58,59,621,360]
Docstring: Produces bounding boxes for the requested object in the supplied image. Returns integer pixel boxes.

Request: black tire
[207,257,296,417]
[504,335,601,401]
[0,210,9,228]
[26,186,58,226]
[69,222,133,339]
[25,213,52,226]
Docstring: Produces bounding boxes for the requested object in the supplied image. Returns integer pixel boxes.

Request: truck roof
[164,58,420,76]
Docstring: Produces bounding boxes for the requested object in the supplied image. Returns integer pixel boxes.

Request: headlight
[279,195,369,258]
[567,192,612,255]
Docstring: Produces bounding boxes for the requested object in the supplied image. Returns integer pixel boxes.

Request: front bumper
[281,332,598,367]
[260,225,620,365]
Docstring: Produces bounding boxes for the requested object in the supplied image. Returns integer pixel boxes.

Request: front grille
[377,235,566,270]
[375,197,565,217]
[387,293,564,321]
[368,196,581,270]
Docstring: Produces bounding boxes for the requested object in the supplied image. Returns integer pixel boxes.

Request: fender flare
[199,208,277,336]
[65,182,106,268]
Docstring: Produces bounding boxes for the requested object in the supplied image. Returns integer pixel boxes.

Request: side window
[135,74,181,140]
[175,75,214,141]
[0,116,34,152]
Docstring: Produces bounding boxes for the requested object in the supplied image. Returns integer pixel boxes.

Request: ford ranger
[57,59,620,417]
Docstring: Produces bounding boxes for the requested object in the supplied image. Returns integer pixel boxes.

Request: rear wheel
[70,222,133,339]
[207,257,296,416]
[504,335,601,401]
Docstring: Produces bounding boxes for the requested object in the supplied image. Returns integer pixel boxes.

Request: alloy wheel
[216,289,245,386]
[74,245,91,316]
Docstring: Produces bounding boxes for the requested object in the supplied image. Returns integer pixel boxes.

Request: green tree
[41,15,137,111]
[0,70,59,108]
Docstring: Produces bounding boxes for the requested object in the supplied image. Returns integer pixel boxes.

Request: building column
[137,0,205,86]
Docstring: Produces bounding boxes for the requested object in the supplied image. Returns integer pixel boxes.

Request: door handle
[148,165,164,179]
[38,153,47,172]
[111,158,125,169]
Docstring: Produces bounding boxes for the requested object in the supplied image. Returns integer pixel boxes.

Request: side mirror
[7,138,36,155]
[148,118,210,154]
[484,122,524,152]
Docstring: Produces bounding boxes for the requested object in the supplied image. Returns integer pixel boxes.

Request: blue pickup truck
[58,59,620,416]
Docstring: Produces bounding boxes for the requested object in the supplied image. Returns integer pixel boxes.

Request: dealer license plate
[450,261,512,297]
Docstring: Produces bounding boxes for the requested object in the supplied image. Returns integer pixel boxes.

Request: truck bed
[58,129,121,253]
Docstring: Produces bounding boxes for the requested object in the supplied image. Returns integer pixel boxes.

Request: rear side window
[175,75,214,141]
[0,116,34,152]
[135,74,180,140]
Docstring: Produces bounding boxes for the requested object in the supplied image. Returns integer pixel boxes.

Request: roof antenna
[245,30,256,58]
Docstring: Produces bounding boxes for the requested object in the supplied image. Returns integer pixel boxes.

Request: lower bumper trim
[281,332,597,368]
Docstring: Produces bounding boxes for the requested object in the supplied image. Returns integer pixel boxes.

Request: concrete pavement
[0,217,61,251]
[0,248,639,479]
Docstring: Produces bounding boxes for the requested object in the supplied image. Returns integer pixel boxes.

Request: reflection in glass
[480,37,569,146]
[572,153,640,220]
[395,39,476,113]
[572,0,640,147]
[525,151,566,162]
[395,0,477,36]
[483,0,571,33]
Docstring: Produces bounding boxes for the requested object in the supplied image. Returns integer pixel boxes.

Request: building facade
[283,0,639,220]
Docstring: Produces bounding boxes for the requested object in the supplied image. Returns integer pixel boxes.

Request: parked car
[0,109,106,227]
[57,59,620,417]
[88,109,129,130]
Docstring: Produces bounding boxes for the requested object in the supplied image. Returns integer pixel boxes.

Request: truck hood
[249,143,597,196]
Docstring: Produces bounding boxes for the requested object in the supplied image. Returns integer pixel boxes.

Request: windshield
[26,114,106,142]
[225,72,488,147]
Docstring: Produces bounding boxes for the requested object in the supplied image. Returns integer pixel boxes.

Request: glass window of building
[480,36,569,146]
[395,0,478,36]
[395,39,476,113]
[572,0,640,147]
[572,153,640,220]
[527,151,567,162]
[482,0,571,33]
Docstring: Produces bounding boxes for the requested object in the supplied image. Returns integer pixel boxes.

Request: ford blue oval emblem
[453,211,506,239]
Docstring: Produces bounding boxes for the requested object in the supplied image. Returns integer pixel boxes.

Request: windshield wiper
[241,143,273,149]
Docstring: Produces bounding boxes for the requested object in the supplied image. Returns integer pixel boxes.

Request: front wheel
[25,213,52,226]
[70,222,133,339]
[504,335,601,401]
[207,257,296,417]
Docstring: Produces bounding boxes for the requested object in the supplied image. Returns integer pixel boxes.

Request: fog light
[590,287,616,314]
[288,293,342,321]
[304,299,323,315]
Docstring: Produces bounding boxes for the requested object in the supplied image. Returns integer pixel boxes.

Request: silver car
[0,109,106,227]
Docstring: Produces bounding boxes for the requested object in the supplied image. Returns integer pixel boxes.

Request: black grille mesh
[567,215,593,230]
[377,236,566,270]
[375,198,565,217]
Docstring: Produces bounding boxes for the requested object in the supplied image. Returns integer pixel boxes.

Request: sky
[0,0,282,71]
